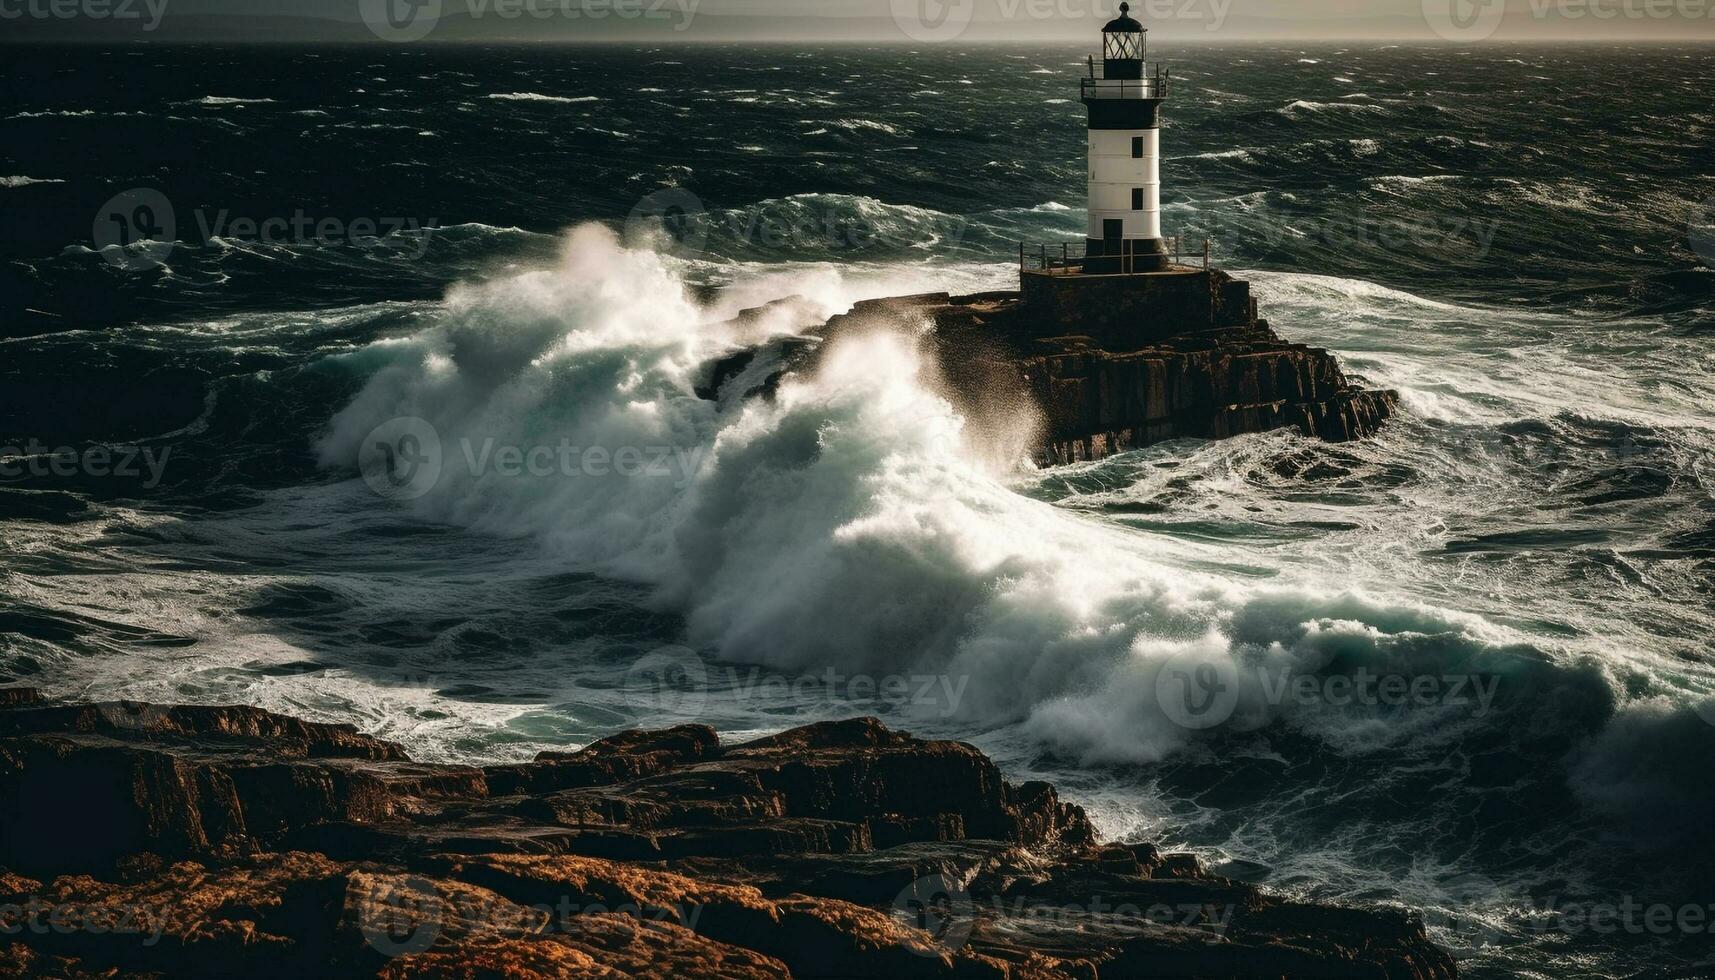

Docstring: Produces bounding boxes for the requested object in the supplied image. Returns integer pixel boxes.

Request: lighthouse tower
[1081,3,1169,273]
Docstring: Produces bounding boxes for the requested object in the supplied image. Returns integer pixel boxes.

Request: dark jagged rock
[867,271,1394,466]
[0,689,1454,979]
[707,269,1395,467]
[1011,336,1396,466]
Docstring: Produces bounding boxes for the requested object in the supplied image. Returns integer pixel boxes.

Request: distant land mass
[6,0,1715,43]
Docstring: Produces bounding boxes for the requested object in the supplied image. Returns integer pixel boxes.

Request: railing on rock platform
[1019,237,1211,276]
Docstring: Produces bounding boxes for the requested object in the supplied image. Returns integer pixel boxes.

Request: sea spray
[10,44,1715,980]
[315,224,1606,776]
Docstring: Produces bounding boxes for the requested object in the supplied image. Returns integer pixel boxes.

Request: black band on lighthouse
[1086,100,1161,131]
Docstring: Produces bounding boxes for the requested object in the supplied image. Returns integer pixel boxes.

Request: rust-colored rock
[0,690,1454,979]
[378,915,794,980]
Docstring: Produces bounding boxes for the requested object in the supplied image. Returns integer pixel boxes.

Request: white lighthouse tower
[1081,3,1169,273]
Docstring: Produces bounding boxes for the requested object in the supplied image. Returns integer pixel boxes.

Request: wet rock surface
[0,692,1453,978]
[715,271,1396,467]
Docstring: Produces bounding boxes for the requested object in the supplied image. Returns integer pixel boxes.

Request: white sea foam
[1,176,64,187]
[485,93,600,104]
[826,118,905,136]
[313,227,1561,766]
[1186,149,1252,162]
[1279,100,1384,118]
[7,110,99,119]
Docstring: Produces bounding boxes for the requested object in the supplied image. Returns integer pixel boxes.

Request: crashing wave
[313,228,1715,811]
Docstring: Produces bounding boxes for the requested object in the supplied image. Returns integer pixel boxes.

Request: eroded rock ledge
[0,689,1453,978]
[707,270,1396,468]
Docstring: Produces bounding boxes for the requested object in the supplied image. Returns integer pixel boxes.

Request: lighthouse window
[1131,137,1144,158]
[1131,188,1144,210]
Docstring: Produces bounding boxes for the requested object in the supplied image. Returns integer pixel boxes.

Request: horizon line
[5,35,1713,45]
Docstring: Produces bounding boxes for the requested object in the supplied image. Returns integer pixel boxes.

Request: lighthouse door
[1102,219,1123,254]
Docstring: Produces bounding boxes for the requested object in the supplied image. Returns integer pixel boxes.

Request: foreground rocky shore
[0,689,1453,978]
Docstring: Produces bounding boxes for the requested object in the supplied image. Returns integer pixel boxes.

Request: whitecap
[1278,100,1384,118]
[1185,148,1252,162]
[485,93,600,104]
[7,110,98,119]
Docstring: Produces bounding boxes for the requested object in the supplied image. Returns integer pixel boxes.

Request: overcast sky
[9,0,1715,42]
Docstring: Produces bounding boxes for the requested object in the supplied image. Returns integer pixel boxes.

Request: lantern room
[1102,4,1146,80]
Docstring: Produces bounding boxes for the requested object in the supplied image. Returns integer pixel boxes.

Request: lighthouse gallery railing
[1080,62,1169,101]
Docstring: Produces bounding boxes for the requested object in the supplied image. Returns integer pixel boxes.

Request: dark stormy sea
[3,43,1714,979]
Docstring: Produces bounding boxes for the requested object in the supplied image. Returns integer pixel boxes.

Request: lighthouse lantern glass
[1103,32,1142,63]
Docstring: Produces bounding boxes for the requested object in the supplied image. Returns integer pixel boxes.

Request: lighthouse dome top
[1103,3,1145,33]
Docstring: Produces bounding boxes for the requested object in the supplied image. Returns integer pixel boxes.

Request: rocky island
[708,265,1395,467]
[0,689,1453,978]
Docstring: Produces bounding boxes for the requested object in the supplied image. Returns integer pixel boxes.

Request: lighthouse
[1017,6,1211,323]
[1080,3,1169,273]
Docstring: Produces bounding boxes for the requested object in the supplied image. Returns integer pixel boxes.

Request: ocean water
[3,43,1715,978]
